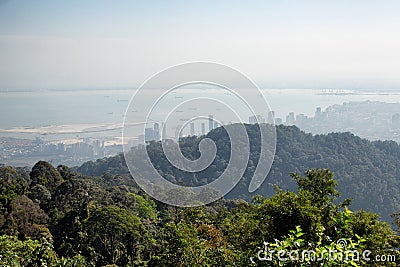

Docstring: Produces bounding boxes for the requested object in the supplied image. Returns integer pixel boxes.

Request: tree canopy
[1,124,399,265]
[1,161,398,266]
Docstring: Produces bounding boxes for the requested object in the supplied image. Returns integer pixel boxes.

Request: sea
[1,88,400,142]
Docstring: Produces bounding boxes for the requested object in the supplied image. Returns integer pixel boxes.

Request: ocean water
[0,89,131,128]
[1,88,400,141]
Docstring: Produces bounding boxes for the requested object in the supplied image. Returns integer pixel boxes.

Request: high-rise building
[201,123,206,135]
[153,123,160,141]
[267,111,275,124]
[249,115,265,124]
[208,115,214,131]
[162,122,167,140]
[315,107,322,118]
[58,142,66,152]
[138,134,145,143]
[190,122,195,136]
[145,128,154,142]
[296,114,307,126]
[175,124,183,139]
[286,112,295,125]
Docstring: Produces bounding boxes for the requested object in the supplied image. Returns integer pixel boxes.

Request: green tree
[223,169,397,265]
[57,165,79,181]
[0,235,58,266]
[3,195,50,240]
[84,206,150,266]
[30,161,63,193]
[128,192,158,221]
[292,169,339,204]
[156,220,237,266]
[0,166,28,207]
[251,224,367,267]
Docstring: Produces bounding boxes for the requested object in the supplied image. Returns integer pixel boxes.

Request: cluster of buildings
[249,111,277,124]
[37,139,106,160]
[140,115,222,143]
[140,101,400,145]
[3,101,400,167]
[0,137,118,167]
[0,137,34,161]
[253,101,400,143]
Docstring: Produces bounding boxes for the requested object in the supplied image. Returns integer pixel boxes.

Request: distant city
[286,101,400,143]
[141,101,400,144]
[0,137,121,167]
[1,100,400,167]
[139,115,222,143]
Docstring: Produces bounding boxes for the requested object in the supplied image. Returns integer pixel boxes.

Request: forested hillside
[78,124,400,222]
[0,161,399,266]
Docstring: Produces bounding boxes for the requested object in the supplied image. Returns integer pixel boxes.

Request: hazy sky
[0,0,399,90]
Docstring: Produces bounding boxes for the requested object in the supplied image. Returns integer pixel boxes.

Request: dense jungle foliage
[79,124,400,222]
[1,124,399,266]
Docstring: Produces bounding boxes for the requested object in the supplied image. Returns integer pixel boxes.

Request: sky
[0,0,399,90]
